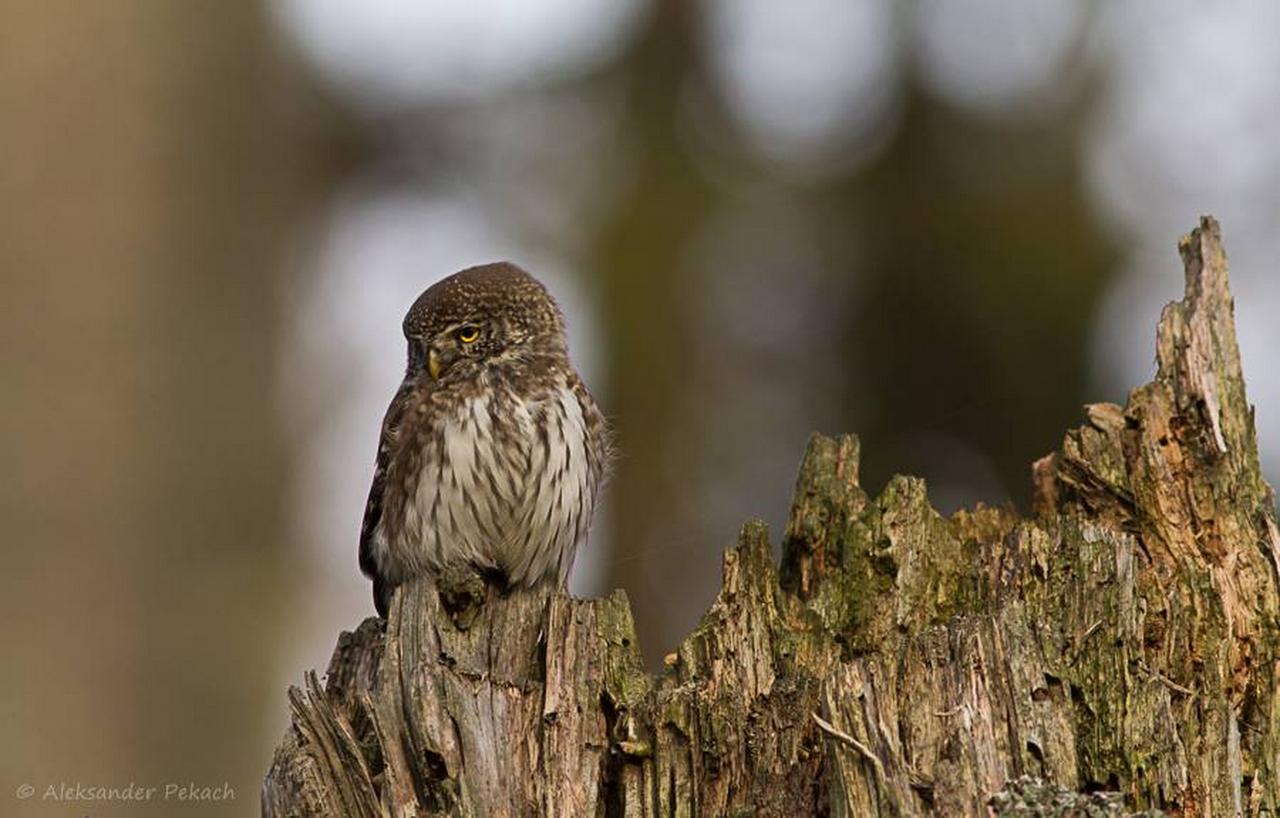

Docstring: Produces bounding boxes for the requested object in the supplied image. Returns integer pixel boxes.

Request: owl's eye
[457,325,481,344]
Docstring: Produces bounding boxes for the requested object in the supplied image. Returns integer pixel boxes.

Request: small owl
[359,262,611,617]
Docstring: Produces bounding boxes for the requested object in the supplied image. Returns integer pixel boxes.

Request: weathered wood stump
[264,217,1280,816]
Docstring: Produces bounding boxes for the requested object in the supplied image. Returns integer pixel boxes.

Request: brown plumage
[359,262,611,617]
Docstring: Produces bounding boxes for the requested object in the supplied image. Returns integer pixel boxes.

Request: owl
[359,262,611,617]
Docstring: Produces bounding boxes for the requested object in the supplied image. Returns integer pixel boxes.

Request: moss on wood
[265,217,1278,816]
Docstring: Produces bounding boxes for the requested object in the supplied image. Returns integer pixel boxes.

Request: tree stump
[264,217,1280,816]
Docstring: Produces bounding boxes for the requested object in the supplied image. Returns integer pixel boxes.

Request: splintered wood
[265,218,1280,817]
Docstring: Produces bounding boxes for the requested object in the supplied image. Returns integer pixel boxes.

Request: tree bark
[264,217,1280,816]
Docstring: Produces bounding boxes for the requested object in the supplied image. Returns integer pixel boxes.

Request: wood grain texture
[265,217,1279,816]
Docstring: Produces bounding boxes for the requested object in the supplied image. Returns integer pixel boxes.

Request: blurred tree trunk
[0,0,346,803]
[588,0,721,662]
[265,217,1280,815]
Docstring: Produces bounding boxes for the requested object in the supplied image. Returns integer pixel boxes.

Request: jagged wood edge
[264,216,1280,816]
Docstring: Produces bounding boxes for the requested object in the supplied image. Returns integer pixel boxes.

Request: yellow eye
[457,325,480,344]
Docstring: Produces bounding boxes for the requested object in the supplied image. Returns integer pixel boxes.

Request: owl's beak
[428,348,443,380]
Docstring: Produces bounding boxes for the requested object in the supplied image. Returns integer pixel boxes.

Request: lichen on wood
[264,217,1280,816]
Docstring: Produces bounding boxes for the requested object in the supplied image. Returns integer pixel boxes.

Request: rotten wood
[264,217,1279,816]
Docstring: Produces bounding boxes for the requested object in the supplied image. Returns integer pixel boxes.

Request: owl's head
[402,262,568,382]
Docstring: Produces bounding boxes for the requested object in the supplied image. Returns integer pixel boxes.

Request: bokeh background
[4,1,1279,815]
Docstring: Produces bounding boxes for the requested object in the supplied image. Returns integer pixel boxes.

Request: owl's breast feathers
[360,367,609,616]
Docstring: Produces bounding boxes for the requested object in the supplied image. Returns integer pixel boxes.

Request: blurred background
[3,1,1279,815]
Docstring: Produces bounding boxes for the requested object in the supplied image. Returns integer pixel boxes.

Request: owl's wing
[570,371,614,495]
[359,382,413,617]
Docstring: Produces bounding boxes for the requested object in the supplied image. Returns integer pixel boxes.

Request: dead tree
[264,217,1280,816]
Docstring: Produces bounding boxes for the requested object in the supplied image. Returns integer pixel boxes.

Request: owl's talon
[437,564,488,630]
